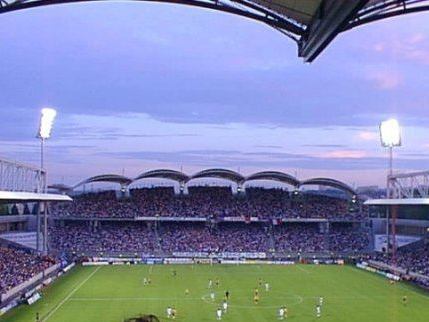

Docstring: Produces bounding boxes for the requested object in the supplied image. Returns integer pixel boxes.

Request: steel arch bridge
[1,0,429,62]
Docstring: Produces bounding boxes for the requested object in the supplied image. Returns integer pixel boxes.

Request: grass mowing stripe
[41,266,101,322]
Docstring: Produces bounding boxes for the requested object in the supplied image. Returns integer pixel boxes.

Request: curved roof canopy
[134,169,190,183]
[0,191,72,202]
[190,168,245,183]
[1,1,428,62]
[74,174,133,189]
[48,183,73,193]
[245,171,299,187]
[55,169,358,195]
[299,178,356,196]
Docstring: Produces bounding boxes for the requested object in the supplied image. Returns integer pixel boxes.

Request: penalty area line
[42,266,101,322]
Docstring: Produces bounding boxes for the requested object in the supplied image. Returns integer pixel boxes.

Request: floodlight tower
[379,118,401,264]
[37,108,57,254]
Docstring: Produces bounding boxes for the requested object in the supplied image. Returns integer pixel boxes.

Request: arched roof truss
[190,168,245,183]
[245,171,299,187]
[48,183,73,193]
[299,178,356,196]
[73,174,133,189]
[134,169,189,183]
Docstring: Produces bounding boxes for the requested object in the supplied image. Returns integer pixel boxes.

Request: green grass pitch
[1,264,429,322]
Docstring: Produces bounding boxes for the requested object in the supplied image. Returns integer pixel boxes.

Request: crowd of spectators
[398,245,429,289]
[273,224,326,252]
[394,244,429,277]
[159,223,270,253]
[273,223,369,253]
[0,247,57,295]
[51,187,366,220]
[52,191,140,219]
[49,222,157,255]
[49,221,369,255]
[373,243,429,288]
[0,222,369,296]
[329,224,370,252]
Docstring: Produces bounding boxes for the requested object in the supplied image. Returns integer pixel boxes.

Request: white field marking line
[70,297,202,301]
[326,265,371,301]
[396,281,429,301]
[67,294,410,305]
[137,272,305,277]
[70,295,391,301]
[353,266,429,301]
[200,293,303,310]
[42,267,101,322]
[295,265,311,274]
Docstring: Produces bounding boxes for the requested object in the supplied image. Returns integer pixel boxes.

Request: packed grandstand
[47,186,369,255]
[50,187,365,220]
[1,183,429,300]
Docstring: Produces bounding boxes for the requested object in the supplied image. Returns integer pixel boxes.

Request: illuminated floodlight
[36,107,57,255]
[38,108,57,139]
[380,119,401,148]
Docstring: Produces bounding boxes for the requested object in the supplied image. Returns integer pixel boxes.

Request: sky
[0,3,429,188]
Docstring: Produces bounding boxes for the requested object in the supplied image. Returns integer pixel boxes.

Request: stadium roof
[63,169,356,196]
[0,191,72,202]
[48,183,73,193]
[190,168,245,183]
[300,177,356,196]
[245,171,299,186]
[74,174,133,189]
[134,169,190,183]
[1,0,428,62]
[365,198,429,206]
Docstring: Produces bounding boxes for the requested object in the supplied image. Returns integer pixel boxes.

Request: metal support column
[385,147,392,255]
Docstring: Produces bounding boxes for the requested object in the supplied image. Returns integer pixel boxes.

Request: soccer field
[1,264,429,322]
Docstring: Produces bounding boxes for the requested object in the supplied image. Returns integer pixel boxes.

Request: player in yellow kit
[254,287,260,304]
[171,307,177,319]
[254,294,260,304]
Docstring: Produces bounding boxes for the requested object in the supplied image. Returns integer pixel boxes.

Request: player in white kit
[316,304,321,318]
[278,307,285,320]
[265,282,270,292]
[166,306,172,319]
[210,291,215,301]
[222,300,228,313]
[216,307,223,320]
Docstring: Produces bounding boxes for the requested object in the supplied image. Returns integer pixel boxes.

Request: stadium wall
[0,263,61,303]
[81,254,349,266]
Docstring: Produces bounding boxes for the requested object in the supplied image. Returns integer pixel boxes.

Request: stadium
[1,1,429,322]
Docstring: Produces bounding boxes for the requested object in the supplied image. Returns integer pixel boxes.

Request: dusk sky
[1,3,429,188]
